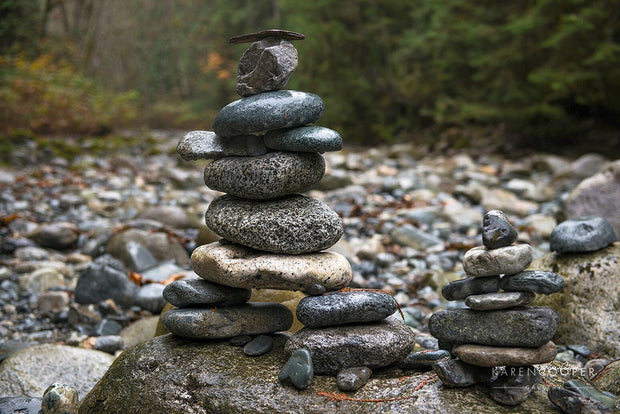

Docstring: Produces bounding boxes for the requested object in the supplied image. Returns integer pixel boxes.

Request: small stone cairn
[428,210,566,406]
[164,29,415,391]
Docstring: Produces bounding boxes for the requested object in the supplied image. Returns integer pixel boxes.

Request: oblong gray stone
[441,276,501,301]
[177,131,266,161]
[161,303,293,339]
[205,194,343,254]
[462,244,533,277]
[399,349,451,369]
[203,152,325,199]
[284,317,415,375]
[432,359,493,388]
[296,291,398,328]
[500,270,565,294]
[162,279,251,307]
[264,126,343,153]
[428,307,559,347]
[213,90,325,137]
[465,291,536,310]
[550,216,617,253]
[453,341,557,367]
[191,242,351,292]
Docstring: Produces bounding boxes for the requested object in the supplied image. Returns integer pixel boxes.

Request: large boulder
[532,242,620,359]
[80,334,560,413]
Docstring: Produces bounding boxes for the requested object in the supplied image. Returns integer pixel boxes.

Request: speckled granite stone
[204,194,343,254]
[462,244,533,277]
[203,152,325,199]
[213,90,324,137]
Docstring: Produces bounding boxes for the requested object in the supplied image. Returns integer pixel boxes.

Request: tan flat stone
[463,244,533,277]
[453,341,557,367]
[191,242,352,293]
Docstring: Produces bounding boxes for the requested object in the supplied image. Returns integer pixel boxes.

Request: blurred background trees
[1,0,619,151]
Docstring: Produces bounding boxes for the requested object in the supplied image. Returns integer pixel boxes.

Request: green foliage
[0,0,42,56]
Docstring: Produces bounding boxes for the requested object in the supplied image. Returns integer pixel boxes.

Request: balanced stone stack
[429,210,565,406]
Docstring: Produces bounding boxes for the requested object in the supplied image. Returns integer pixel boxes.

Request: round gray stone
[428,307,559,348]
[465,291,536,310]
[500,270,565,294]
[236,37,297,97]
[462,244,533,277]
[452,341,557,367]
[284,316,415,375]
[191,242,352,292]
[160,303,293,339]
[204,194,343,254]
[296,291,398,328]
[162,279,251,307]
[177,130,266,161]
[441,276,501,301]
[203,152,325,199]
[213,90,325,137]
[550,216,617,253]
[482,210,518,249]
[264,126,343,153]
[336,367,372,392]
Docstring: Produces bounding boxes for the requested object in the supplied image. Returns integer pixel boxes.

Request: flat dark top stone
[230,29,305,44]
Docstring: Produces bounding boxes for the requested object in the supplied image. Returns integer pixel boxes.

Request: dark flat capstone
[441,276,501,301]
[399,349,451,370]
[244,335,274,357]
[163,279,251,308]
[230,29,305,44]
[264,126,343,153]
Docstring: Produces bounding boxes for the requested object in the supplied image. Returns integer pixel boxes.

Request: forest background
[2,0,620,155]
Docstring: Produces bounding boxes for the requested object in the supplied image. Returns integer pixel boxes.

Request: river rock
[203,151,325,199]
[244,335,274,356]
[134,283,166,313]
[284,316,415,375]
[296,291,398,328]
[177,130,267,160]
[236,37,297,97]
[27,222,78,250]
[532,242,620,358]
[428,307,559,347]
[550,216,617,253]
[490,365,540,406]
[264,126,343,153]
[591,359,620,395]
[452,341,557,367]
[336,367,372,392]
[462,244,533,277]
[441,276,501,301]
[432,359,493,388]
[162,279,251,307]
[160,303,293,339]
[399,350,451,369]
[212,90,325,137]
[192,242,351,292]
[500,270,565,294]
[79,334,562,413]
[41,383,79,414]
[74,255,138,308]
[278,348,313,390]
[548,387,614,414]
[0,344,114,399]
[204,195,343,254]
[465,291,535,310]
[105,228,189,267]
[482,210,518,249]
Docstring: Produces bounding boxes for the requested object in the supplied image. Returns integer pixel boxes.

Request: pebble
[177,130,266,160]
[567,344,591,357]
[550,216,617,253]
[27,222,79,250]
[548,387,614,414]
[399,349,451,369]
[278,348,313,390]
[390,223,443,250]
[87,335,124,354]
[441,276,500,301]
[584,359,609,380]
[0,397,43,414]
[162,279,251,308]
[243,334,274,356]
[482,210,518,249]
[465,291,535,310]
[285,317,415,375]
[41,383,79,414]
[37,291,70,314]
[452,341,557,367]
[591,359,620,395]
[14,246,51,261]
[462,244,533,277]
[296,291,398,328]
[564,379,619,409]
[490,365,540,406]
[336,367,372,392]
[432,359,493,387]
[236,37,297,97]
[500,270,565,294]
[118,240,158,273]
[134,283,167,314]
[229,335,252,347]
[203,151,325,199]
[428,307,559,347]
[93,318,122,336]
[161,303,293,339]
[264,126,343,153]
[191,242,351,292]
[74,255,138,308]
[205,194,343,254]
[212,90,324,137]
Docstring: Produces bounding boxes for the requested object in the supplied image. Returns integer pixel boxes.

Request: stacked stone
[162,30,352,351]
[429,210,565,406]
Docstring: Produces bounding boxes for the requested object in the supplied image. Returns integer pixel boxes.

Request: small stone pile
[429,210,565,406]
